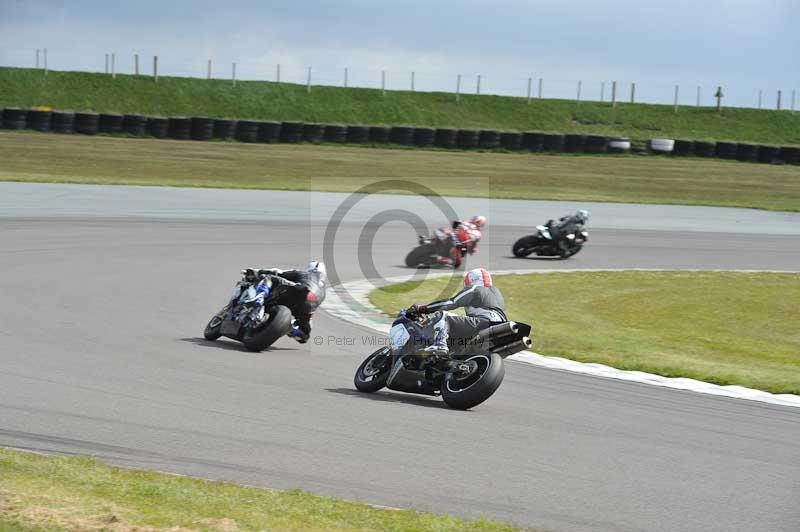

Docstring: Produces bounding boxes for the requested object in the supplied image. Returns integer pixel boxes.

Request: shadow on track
[179,337,295,352]
[326,387,451,410]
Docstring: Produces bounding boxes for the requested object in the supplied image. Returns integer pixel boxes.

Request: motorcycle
[405,232,469,269]
[203,269,293,352]
[354,312,532,410]
[512,223,588,259]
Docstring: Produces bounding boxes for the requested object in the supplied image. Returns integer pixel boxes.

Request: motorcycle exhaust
[475,321,518,341]
[493,337,533,358]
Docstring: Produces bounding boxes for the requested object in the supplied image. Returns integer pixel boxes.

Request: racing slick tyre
[203,306,227,341]
[242,305,293,352]
[559,246,582,259]
[354,347,392,393]
[441,353,505,410]
[512,236,538,258]
[405,244,437,268]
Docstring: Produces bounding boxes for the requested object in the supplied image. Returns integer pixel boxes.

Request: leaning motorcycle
[512,223,588,259]
[405,234,468,268]
[354,312,532,410]
[203,269,293,352]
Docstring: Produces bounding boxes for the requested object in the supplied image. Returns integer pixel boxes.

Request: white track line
[324,269,800,409]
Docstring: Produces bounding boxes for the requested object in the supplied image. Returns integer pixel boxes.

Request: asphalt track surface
[1,185,799,532]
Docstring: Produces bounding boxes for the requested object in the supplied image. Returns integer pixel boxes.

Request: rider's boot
[288,325,309,344]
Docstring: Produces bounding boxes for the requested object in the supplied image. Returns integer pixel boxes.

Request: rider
[256,260,327,344]
[425,215,486,268]
[546,209,589,250]
[405,267,506,357]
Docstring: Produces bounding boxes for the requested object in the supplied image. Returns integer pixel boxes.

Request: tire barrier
[146,117,168,139]
[75,112,100,135]
[456,129,480,149]
[478,130,501,149]
[521,131,545,152]
[235,120,259,143]
[99,113,124,134]
[189,117,214,141]
[715,142,737,159]
[607,137,631,153]
[735,143,759,163]
[434,128,458,149]
[413,127,435,147]
[280,121,304,143]
[212,119,237,140]
[368,126,390,143]
[2,108,27,129]
[757,146,780,164]
[26,109,51,132]
[542,133,566,152]
[499,132,522,150]
[345,125,370,144]
[585,135,608,154]
[389,126,415,145]
[167,117,191,140]
[648,138,674,154]
[564,134,587,153]
[302,123,325,143]
[693,141,715,157]
[672,139,694,156]
[778,146,800,165]
[323,124,347,143]
[257,121,281,143]
[123,115,147,136]
[51,111,75,134]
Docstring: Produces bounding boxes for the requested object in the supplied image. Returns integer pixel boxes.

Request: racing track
[1,184,799,532]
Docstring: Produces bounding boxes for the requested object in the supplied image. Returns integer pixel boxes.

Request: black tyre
[542,133,566,152]
[303,123,325,143]
[441,353,505,410]
[75,112,100,135]
[478,130,500,149]
[346,125,370,144]
[521,131,544,152]
[672,139,694,156]
[715,142,738,159]
[257,121,281,143]
[280,121,304,143]
[242,305,293,352]
[146,117,168,138]
[236,120,260,143]
[2,108,28,130]
[694,141,715,157]
[512,236,537,258]
[585,135,608,154]
[405,244,437,267]
[99,113,124,134]
[368,126,390,144]
[434,128,458,149]
[27,110,51,132]
[389,126,414,145]
[123,114,147,136]
[190,117,214,141]
[354,347,393,393]
[757,146,779,164]
[499,132,522,151]
[736,143,759,162]
[203,307,227,341]
[413,127,435,147]
[564,134,587,153]
[456,129,480,149]
[168,117,191,140]
[778,146,800,165]
[51,111,75,134]
[323,124,347,143]
[559,245,582,259]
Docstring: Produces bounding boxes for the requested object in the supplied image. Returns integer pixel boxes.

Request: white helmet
[307,260,326,276]
[464,268,492,288]
[576,209,590,223]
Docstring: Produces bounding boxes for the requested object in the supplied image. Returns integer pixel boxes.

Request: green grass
[369,271,800,395]
[2,131,799,211]
[0,448,521,532]
[2,67,800,145]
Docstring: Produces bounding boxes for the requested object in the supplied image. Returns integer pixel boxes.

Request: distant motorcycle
[354,311,532,410]
[512,223,588,259]
[203,269,293,351]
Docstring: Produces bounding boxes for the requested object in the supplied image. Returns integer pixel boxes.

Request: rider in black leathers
[546,209,590,251]
[405,267,506,357]
[257,261,327,344]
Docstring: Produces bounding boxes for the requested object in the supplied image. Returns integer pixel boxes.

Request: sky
[1,0,798,107]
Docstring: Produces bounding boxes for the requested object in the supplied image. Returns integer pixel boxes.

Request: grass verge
[2,67,800,144]
[2,131,799,211]
[369,271,800,395]
[0,448,520,531]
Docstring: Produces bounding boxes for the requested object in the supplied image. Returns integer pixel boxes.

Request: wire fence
[4,48,798,112]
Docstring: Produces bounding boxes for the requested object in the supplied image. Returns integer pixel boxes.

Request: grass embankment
[2,131,799,211]
[0,448,519,532]
[2,67,800,144]
[370,271,800,395]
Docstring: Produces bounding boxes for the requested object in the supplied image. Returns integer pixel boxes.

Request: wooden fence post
[537,77,543,98]
[455,74,461,102]
[526,77,532,104]
[153,55,158,82]
[111,52,116,79]
[135,54,139,76]
[611,81,617,107]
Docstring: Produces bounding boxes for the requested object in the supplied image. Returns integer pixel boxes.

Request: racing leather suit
[258,268,327,339]
[431,221,481,268]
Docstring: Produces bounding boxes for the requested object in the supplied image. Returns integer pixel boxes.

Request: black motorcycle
[405,234,468,268]
[203,269,293,352]
[512,223,588,259]
[354,312,532,409]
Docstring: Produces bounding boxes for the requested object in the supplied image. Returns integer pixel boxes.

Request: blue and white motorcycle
[354,310,532,410]
[204,269,293,351]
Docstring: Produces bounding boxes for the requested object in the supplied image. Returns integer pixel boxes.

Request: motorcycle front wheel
[242,305,293,352]
[203,306,227,341]
[354,347,393,393]
[441,353,505,410]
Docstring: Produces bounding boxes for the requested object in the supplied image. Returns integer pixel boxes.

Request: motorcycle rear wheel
[512,236,537,258]
[354,347,393,393]
[242,305,293,352]
[441,353,505,410]
[405,244,437,268]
